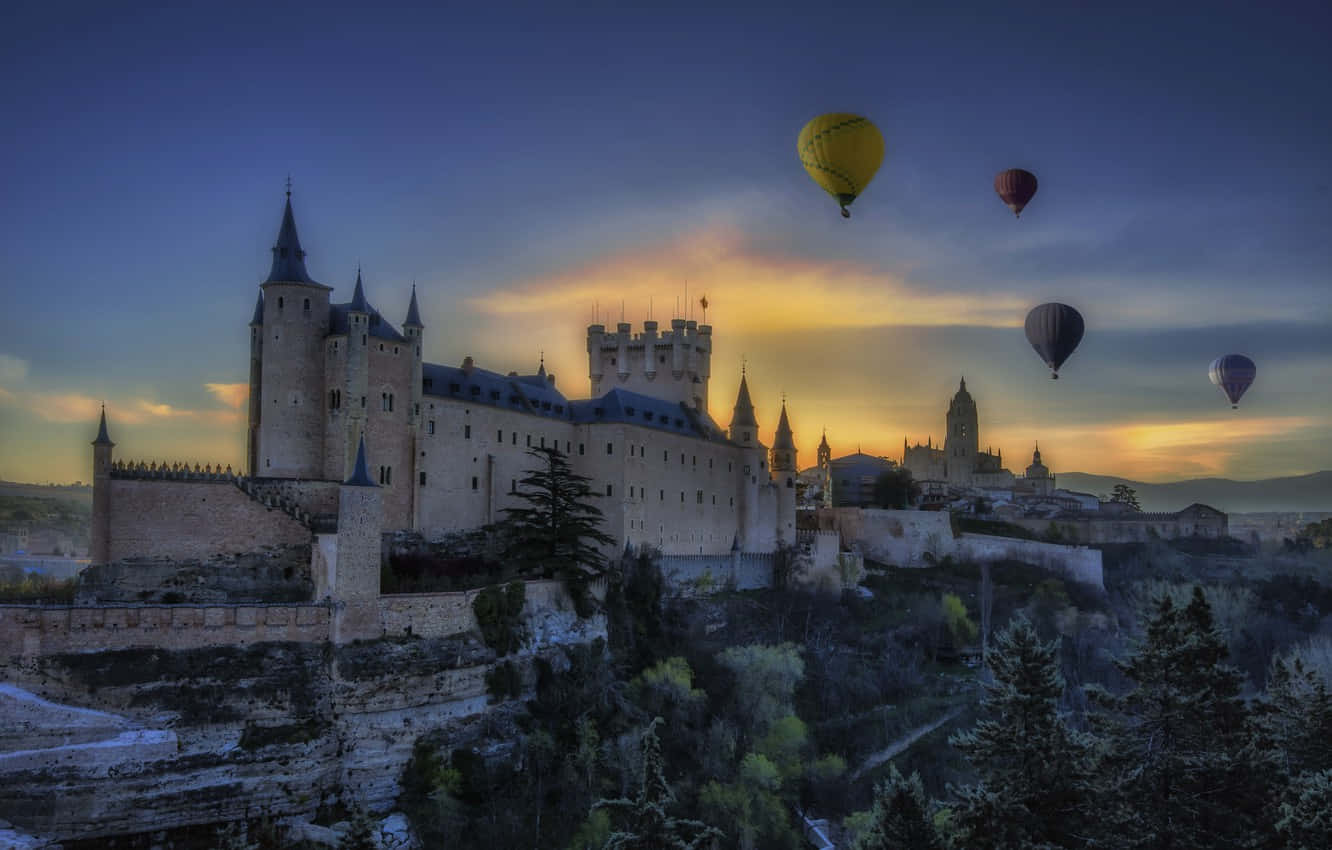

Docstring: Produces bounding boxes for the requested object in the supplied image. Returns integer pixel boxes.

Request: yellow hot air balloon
[797,113,885,218]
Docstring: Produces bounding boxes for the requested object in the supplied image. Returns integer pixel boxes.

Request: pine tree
[1275,769,1332,850]
[948,616,1096,849]
[1254,655,1332,777]
[851,764,942,850]
[1093,587,1264,849]
[593,717,722,850]
[502,446,615,615]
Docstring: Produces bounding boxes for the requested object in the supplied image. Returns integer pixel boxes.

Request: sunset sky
[1,1,1329,485]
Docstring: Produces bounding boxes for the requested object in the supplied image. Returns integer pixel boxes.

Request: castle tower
[771,400,798,544]
[729,370,769,550]
[585,317,712,409]
[1025,442,1054,496]
[943,377,979,486]
[403,285,424,528]
[255,189,333,478]
[247,292,264,475]
[332,435,382,643]
[340,269,372,478]
[90,406,114,564]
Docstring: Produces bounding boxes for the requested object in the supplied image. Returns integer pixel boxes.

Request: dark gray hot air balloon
[995,168,1038,217]
[1209,354,1256,409]
[1024,303,1084,379]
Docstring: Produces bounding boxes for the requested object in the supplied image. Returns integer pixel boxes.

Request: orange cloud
[205,382,248,410]
[0,389,241,426]
[468,227,1028,332]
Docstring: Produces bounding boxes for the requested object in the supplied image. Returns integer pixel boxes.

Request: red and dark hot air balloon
[1209,354,1256,409]
[995,168,1039,218]
[1024,303,1084,379]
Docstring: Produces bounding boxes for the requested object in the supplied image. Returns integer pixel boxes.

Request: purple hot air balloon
[1024,303,1084,379]
[995,168,1038,217]
[1209,354,1256,409]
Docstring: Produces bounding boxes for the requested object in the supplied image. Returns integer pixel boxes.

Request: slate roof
[264,196,323,286]
[404,284,423,328]
[329,303,409,343]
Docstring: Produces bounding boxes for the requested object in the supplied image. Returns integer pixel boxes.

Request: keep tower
[253,190,333,478]
[943,377,979,485]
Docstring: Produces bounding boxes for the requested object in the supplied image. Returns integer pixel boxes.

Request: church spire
[404,283,423,328]
[264,190,316,284]
[92,404,114,447]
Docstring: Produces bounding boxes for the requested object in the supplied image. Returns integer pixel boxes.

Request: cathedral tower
[90,406,114,564]
[943,377,979,485]
[255,190,333,478]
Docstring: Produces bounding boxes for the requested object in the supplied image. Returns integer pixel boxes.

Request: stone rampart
[0,603,331,656]
[104,477,311,563]
[1009,513,1228,544]
[955,534,1103,588]
[377,579,571,639]
[818,508,954,567]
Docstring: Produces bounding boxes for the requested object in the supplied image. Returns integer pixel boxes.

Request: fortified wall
[1008,503,1229,544]
[818,507,1104,589]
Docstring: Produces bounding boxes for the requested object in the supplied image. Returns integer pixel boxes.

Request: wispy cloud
[205,382,248,410]
[0,354,29,386]
[1,388,241,426]
[468,226,1030,332]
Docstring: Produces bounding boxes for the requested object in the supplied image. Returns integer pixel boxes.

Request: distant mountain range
[1056,471,1332,514]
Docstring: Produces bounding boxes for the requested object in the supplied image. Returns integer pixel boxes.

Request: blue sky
[1,0,1329,484]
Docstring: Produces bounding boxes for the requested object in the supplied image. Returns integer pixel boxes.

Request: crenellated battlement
[110,460,239,481]
[586,319,714,409]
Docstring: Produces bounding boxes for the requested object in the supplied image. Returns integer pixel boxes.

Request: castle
[89,191,799,592]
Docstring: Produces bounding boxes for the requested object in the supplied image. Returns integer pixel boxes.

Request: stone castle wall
[104,478,311,563]
[955,533,1103,588]
[1009,513,1229,544]
[0,603,331,657]
[656,553,774,592]
[818,508,955,567]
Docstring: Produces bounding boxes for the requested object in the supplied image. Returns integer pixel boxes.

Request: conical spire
[344,434,377,487]
[264,194,316,284]
[818,428,830,451]
[404,283,423,328]
[730,373,758,430]
[92,404,114,447]
[249,291,264,326]
[1033,441,1042,464]
[773,401,795,451]
[349,267,370,313]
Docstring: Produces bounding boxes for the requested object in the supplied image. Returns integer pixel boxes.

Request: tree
[1276,769,1332,850]
[1091,588,1265,849]
[502,446,615,615]
[849,764,942,850]
[1108,484,1141,511]
[337,809,378,850]
[593,718,721,850]
[948,617,1097,849]
[872,468,920,509]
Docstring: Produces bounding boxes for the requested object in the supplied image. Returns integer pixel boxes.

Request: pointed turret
[773,402,795,452]
[349,268,370,313]
[92,404,115,447]
[404,283,423,328]
[730,374,758,431]
[249,291,264,326]
[264,194,316,284]
[344,434,377,487]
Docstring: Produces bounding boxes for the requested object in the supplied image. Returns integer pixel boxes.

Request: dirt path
[849,707,965,781]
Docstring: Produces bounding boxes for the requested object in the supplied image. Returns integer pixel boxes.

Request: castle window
[606,484,613,497]
[266,458,271,468]
[390,393,395,411]
[579,443,585,455]
[332,341,338,352]
[428,420,436,435]
[680,453,685,465]
[680,491,685,502]
[380,343,385,351]
[277,296,284,309]
[362,334,367,345]
[786,478,794,488]
[712,495,716,504]
[696,490,703,504]
[512,432,517,445]
[394,347,399,355]
[491,390,501,400]
[692,455,696,466]
[708,458,713,468]
[611,357,616,365]
[497,429,503,441]
[566,442,571,453]
[424,378,433,389]
[360,396,366,408]
[728,462,732,472]
[606,442,614,455]
[526,435,531,447]
[465,424,471,439]
[303,298,310,312]
[416,346,420,356]
[644,412,653,421]
[675,419,683,427]
[659,355,665,363]
[471,476,478,490]
[594,407,604,416]
[542,401,551,411]
[449,383,460,393]
[729,496,733,506]
[663,450,669,462]
[555,405,564,413]
[629,486,634,497]
[660,489,664,500]
[511,479,516,492]
[470,386,480,396]
[413,403,420,416]
[540,436,545,447]
[743,431,750,442]
[625,406,634,416]
[419,471,427,485]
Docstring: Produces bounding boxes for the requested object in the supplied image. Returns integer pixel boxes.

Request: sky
[1,0,1329,485]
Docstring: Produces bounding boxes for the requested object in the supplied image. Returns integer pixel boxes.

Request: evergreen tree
[1275,769,1332,850]
[948,616,1097,849]
[502,446,614,615]
[1108,484,1141,511]
[1253,655,1332,777]
[850,764,942,850]
[593,718,722,850]
[1093,587,1264,849]
[872,468,920,509]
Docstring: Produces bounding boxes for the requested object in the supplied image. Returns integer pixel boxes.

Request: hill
[1056,470,1332,513]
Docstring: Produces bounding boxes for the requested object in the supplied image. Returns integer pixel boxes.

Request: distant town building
[827,451,898,507]
[902,378,1014,489]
